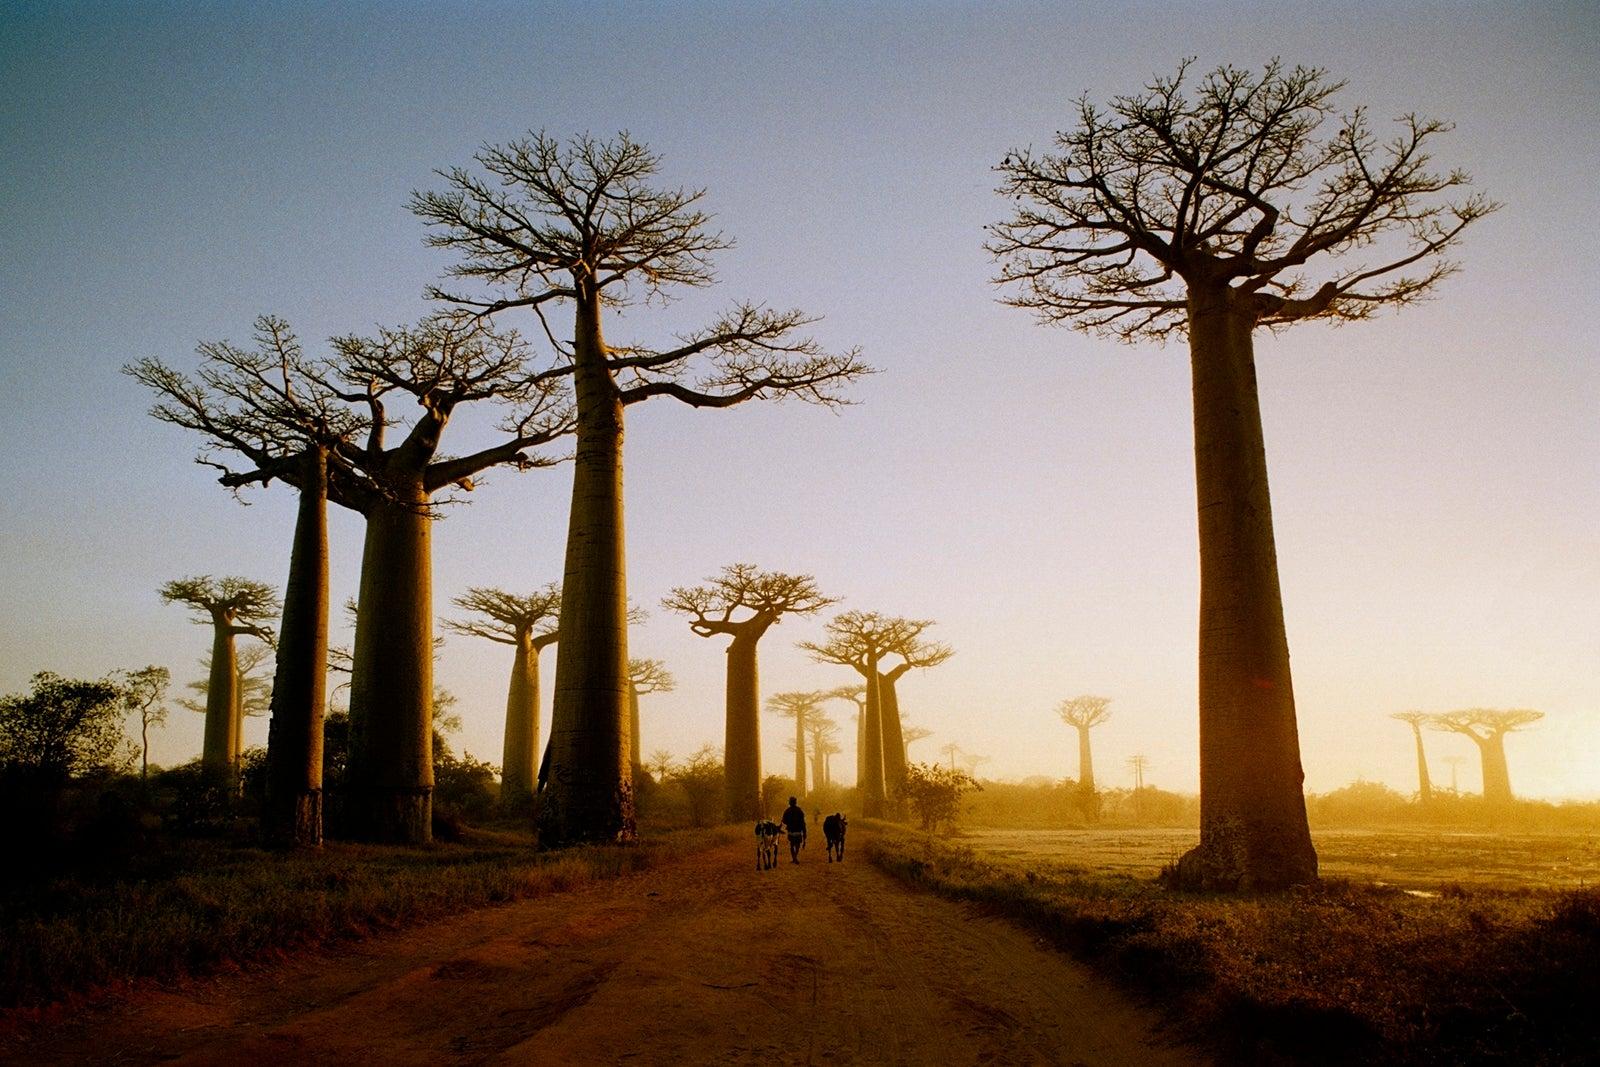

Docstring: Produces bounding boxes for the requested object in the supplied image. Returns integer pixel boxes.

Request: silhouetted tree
[644,748,677,782]
[901,725,933,764]
[875,627,952,793]
[1058,695,1112,818]
[767,690,831,798]
[159,577,277,785]
[1390,711,1435,803]
[669,743,725,828]
[415,133,869,845]
[118,666,170,781]
[826,685,866,783]
[902,762,981,832]
[444,585,561,803]
[802,613,928,817]
[1430,708,1543,804]
[0,673,131,782]
[665,566,835,820]
[627,658,676,780]
[808,715,842,787]
[992,61,1493,889]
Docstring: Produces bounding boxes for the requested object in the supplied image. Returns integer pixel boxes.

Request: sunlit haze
[2,0,1596,800]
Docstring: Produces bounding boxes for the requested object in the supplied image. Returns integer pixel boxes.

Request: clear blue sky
[2,0,1596,797]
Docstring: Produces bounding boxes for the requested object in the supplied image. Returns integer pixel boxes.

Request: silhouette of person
[780,796,807,863]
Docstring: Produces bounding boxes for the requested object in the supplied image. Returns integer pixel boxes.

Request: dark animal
[823,812,847,862]
[755,820,782,870]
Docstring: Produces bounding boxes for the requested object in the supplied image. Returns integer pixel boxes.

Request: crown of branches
[443,584,562,644]
[663,564,836,637]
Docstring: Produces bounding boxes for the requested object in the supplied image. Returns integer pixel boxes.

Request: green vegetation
[865,824,1600,1065]
[1,823,743,1009]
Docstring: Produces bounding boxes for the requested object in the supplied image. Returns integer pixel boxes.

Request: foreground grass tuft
[1,824,743,1011]
[863,824,1598,1066]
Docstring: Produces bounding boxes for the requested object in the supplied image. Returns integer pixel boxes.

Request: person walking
[780,796,807,863]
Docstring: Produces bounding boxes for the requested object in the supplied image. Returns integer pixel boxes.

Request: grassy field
[0,823,744,1012]
[865,823,1600,1065]
[961,826,1600,891]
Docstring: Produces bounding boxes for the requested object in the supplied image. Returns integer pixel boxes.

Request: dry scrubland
[866,823,1599,1065]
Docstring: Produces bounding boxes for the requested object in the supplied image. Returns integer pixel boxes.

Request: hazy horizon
[2,1,1596,802]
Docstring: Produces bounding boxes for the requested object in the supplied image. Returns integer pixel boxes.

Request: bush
[902,762,981,831]
[669,744,724,827]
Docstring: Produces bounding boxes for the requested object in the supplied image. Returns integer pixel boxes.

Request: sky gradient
[2,0,1596,798]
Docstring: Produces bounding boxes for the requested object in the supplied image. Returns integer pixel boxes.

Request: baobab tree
[135,313,570,844]
[415,133,868,845]
[118,666,170,781]
[665,566,835,819]
[766,690,832,798]
[939,741,964,771]
[1390,711,1435,803]
[991,61,1494,889]
[826,685,867,783]
[627,658,676,780]
[802,613,926,817]
[902,725,933,764]
[810,716,842,786]
[159,577,277,784]
[443,585,561,803]
[1430,708,1544,805]
[1058,695,1112,817]
[179,644,276,765]
[875,628,953,793]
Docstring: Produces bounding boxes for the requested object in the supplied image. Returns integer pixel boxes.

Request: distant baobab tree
[803,612,931,817]
[415,133,869,846]
[901,725,933,763]
[133,315,567,844]
[875,627,953,793]
[179,644,275,767]
[1442,754,1466,793]
[664,565,837,820]
[1390,711,1435,803]
[118,666,170,781]
[1057,695,1112,816]
[960,752,992,778]
[826,685,867,783]
[443,585,562,803]
[627,658,676,780]
[939,740,964,771]
[159,577,277,785]
[992,61,1494,889]
[810,716,842,786]
[1430,708,1544,804]
[767,690,831,797]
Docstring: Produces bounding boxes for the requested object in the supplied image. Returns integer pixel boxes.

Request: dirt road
[8,834,1200,1065]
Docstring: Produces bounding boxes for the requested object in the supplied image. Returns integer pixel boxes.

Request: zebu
[823,812,847,862]
[755,820,782,870]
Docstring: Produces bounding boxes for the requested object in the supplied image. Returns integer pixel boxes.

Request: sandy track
[7,834,1200,1065]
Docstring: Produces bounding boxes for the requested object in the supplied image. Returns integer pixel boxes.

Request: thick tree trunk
[878,673,907,795]
[628,684,642,779]
[855,707,865,785]
[1410,724,1433,803]
[809,746,823,793]
[723,634,762,821]
[1175,289,1318,891]
[1477,733,1513,804]
[228,676,243,775]
[347,485,434,844]
[265,449,329,847]
[540,289,634,846]
[202,616,238,785]
[500,633,538,802]
[794,713,807,796]
[860,663,885,818]
[1077,725,1096,791]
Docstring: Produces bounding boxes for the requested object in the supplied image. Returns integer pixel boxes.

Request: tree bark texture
[500,633,539,802]
[347,486,435,844]
[723,635,762,821]
[878,671,908,794]
[202,615,238,785]
[540,288,634,846]
[859,663,885,818]
[1176,287,1318,891]
[265,449,329,847]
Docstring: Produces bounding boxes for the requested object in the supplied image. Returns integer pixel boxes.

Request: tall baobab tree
[803,613,925,818]
[991,61,1494,889]
[1058,695,1113,815]
[664,566,836,821]
[415,133,869,845]
[876,628,953,793]
[627,658,676,780]
[1442,755,1465,794]
[939,741,964,771]
[443,585,562,802]
[135,314,570,844]
[827,685,867,783]
[1430,708,1544,805]
[118,665,170,781]
[178,644,275,767]
[767,690,831,798]
[810,716,842,786]
[1390,711,1435,803]
[159,577,277,784]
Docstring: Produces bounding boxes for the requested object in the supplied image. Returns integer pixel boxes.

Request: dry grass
[0,823,743,1011]
[863,823,1599,1065]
